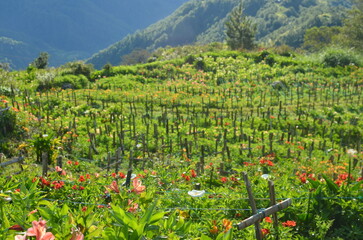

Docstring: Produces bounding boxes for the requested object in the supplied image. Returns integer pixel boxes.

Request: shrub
[54,75,89,89]
[322,49,360,67]
[0,108,16,137]
[63,61,94,79]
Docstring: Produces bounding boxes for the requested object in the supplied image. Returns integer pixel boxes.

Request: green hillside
[87,0,351,69]
[0,44,362,239]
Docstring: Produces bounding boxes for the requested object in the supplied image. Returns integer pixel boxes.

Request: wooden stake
[242,172,263,240]
[237,198,292,230]
[268,180,279,239]
[42,152,48,177]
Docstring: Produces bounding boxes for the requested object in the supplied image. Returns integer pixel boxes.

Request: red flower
[243,162,255,166]
[264,216,272,223]
[9,225,24,231]
[74,161,79,165]
[119,172,126,178]
[220,177,227,183]
[261,228,270,236]
[72,185,78,190]
[79,186,85,190]
[111,173,117,178]
[190,169,197,178]
[259,158,274,166]
[81,206,87,212]
[78,175,85,182]
[282,220,296,227]
[53,183,62,189]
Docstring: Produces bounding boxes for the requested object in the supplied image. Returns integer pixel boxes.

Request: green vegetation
[0,45,362,239]
[225,2,256,50]
[88,0,351,68]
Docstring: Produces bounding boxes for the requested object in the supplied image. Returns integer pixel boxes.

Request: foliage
[0,108,16,138]
[88,0,351,68]
[37,74,89,91]
[0,47,362,239]
[225,2,256,50]
[339,0,363,51]
[303,26,342,51]
[121,49,151,66]
[31,52,49,69]
[322,48,360,67]
[63,61,94,79]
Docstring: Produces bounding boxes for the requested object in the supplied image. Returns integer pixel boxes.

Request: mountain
[0,0,187,69]
[87,0,352,69]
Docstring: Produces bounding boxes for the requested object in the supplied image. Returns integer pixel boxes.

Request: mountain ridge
[87,0,351,69]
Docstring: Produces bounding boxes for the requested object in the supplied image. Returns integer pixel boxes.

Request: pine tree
[225,2,256,50]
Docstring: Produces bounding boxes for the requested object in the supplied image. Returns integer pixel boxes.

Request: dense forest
[87,0,353,69]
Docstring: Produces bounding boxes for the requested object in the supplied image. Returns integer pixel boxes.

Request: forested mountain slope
[88,0,351,69]
[0,0,187,69]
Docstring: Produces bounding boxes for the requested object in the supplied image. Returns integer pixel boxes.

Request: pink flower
[107,181,120,193]
[127,199,139,213]
[16,219,55,240]
[131,178,145,194]
[70,228,84,240]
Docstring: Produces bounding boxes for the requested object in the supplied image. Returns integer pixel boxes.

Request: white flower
[261,174,270,180]
[188,190,205,197]
[347,149,357,157]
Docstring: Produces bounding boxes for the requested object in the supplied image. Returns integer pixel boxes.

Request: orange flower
[264,216,272,223]
[282,220,296,227]
[222,219,232,232]
[209,225,219,234]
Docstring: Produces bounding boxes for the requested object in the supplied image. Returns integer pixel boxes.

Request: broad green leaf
[322,174,339,193]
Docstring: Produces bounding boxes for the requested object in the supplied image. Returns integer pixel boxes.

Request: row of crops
[0,50,362,239]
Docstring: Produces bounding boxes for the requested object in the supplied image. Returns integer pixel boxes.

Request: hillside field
[0,47,362,239]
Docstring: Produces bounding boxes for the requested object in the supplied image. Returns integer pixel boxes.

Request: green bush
[322,49,360,67]
[0,108,16,137]
[54,75,88,89]
[63,61,94,79]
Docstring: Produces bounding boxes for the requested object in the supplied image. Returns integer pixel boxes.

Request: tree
[340,0,363,50]
[303,26,341,51]
[121,49,150,65]
[224,1,256,50]
[31,52,49,69]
